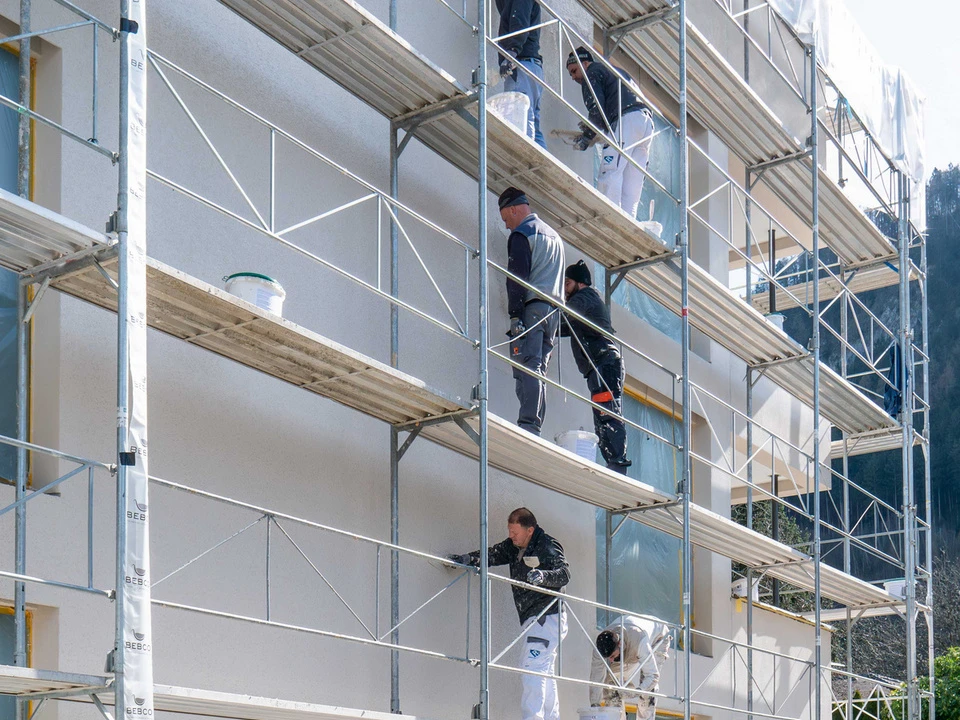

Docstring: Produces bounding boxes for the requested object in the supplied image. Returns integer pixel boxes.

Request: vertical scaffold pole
[919,215,934,720]
[808,40,823,720]
[744,164,754,720]
[14,7,31,716]
[389,119,401,714]
[898,171,919,720]
[477,0,491,713]
[17,0,30,199]
[116,1,153,717]
[14,279,27,720]
[115,7,132,712]
[677,3,692,720]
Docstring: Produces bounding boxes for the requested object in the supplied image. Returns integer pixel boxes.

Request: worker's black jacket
[561,285,619,377]
[496,0,541,61]
[579,62,645,141]
[465,526,570,624]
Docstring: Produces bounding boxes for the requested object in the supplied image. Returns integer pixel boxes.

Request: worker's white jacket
[589,615,672,706]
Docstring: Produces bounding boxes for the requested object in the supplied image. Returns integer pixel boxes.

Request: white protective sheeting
[119,0,155,716]
[767,0,926,228]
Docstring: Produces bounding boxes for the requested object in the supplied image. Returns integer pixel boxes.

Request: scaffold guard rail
[0,664,430,720]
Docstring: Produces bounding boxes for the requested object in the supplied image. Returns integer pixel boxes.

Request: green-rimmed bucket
[223,272,286,316]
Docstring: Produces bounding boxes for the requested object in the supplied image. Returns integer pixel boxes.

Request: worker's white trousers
[520,610,568,720]
[597,109,655,220]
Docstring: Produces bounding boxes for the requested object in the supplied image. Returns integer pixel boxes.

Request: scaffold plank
[419,414,899,609]
[0,665,107,698]
[52,257,464,426]
[766,358,896,434]
[804,605,901,623]
[750,261,905,314]
[0,189,107,272]
[830,428,922,459]
[576,0,896,266]
[0,667,433,720]
[217,0,464,119]
[152,683,433,719]
[628,258,896,434]
[414,109,670,265]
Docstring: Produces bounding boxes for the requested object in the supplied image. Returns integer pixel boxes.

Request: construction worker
[590,615,672,719]
[561,260,631,474]
[499,186,565,437]
[448,507,570,720]
[496,0,547,148]
[566,47,655,220]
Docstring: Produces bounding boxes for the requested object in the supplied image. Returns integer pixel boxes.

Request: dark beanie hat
[498,186,529,211]
[565,259,592,286]
[596,630,619,658]
[566,46,594,66]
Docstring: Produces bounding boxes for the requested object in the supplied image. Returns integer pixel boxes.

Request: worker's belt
[592,391,614,403]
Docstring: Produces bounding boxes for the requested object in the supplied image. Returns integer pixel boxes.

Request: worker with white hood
[590,614,672,718]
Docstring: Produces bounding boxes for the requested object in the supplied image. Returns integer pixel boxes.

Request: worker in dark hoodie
[561,260,631,473]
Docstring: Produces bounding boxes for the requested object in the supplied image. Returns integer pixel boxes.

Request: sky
[843,0,959,173]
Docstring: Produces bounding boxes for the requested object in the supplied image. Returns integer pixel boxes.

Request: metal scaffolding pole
[744,165,755,720]
[477,0,491,715]
[14,7,32,717]
[898,171,919,720]
[919,222,934,720]
[678,3,692,720]
[389,119,401,714]
[115,0,153,716]
[14,277,28,720]
[842,292,853,720]
[17,0,31,199]
[115,21,133,720]
[809,40,824,720]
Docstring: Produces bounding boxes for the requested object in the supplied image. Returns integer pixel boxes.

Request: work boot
[607,460,632,475]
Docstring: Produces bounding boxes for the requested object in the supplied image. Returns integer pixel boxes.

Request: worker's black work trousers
[511,301,559,436]
[586,352,629,471]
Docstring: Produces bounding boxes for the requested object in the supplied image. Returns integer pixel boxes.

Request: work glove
[573,121,597,151]
[499,50,519,81]
[507,317,525,338]
[447,553,470,566]
[526,569,545,586]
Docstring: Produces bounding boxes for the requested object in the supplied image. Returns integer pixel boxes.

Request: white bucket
[765,312,786,331]
[884,579,907,598]
[488,91,530,135]
[578,707,624,720]
[732,577,759,601]
[224,272,286,316]
[555,430,599,463]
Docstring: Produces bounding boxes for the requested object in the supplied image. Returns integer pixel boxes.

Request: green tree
[880,647,960,720]
[730,500,814,613]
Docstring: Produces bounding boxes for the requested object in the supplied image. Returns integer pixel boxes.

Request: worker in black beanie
[499,186,565,437]
[560,260,631,473]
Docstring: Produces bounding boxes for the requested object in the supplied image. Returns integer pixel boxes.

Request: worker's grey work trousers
[511,301,558,436]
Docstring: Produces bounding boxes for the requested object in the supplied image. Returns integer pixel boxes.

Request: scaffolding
[0,0,934,719]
